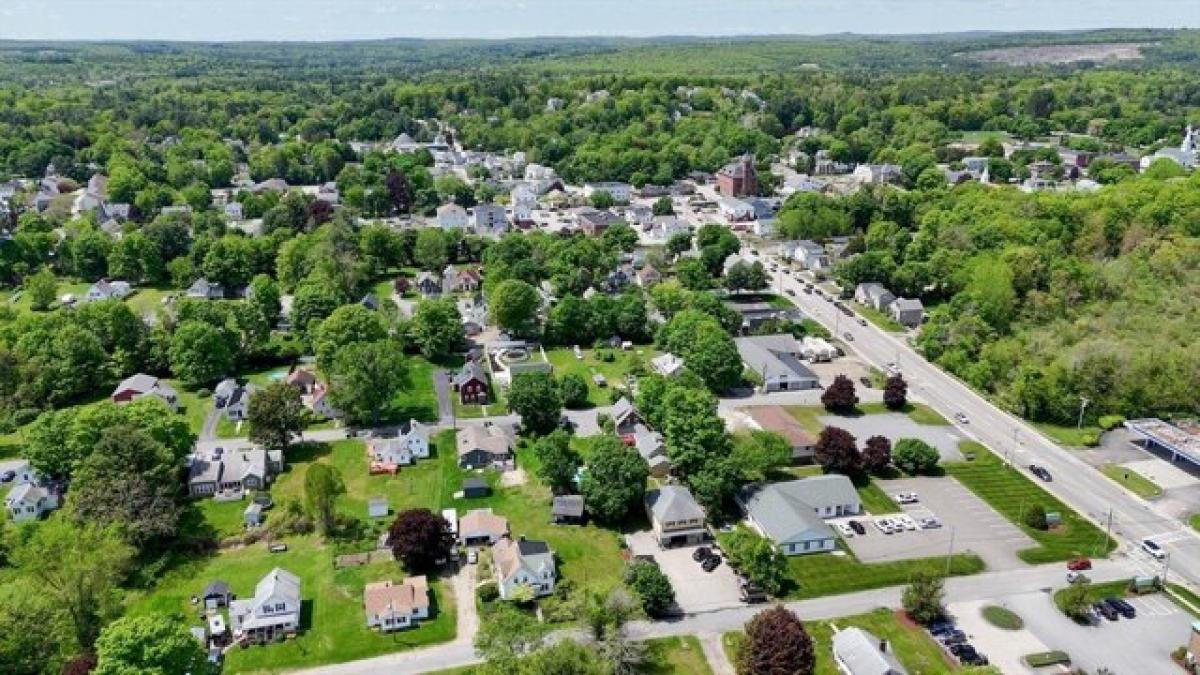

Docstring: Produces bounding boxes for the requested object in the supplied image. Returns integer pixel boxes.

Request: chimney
[879,639,888,653]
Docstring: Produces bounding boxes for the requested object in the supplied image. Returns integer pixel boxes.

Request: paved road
[747,247,1200,588]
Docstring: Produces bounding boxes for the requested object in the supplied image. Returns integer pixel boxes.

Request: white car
[920,517,942,529]
[899,516,918,531]
[894,492,919,504]
[954,412,969,424]
[467,549,478,564]
[1142,538,1167,560]
[835,522,855,538]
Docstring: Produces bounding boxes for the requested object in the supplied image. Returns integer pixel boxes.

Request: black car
[927,620,954,635]
[859,376,873,388]
[849,520,866,535]
[941,631,967,645]
[701,555,723,572]
[1093,601,1119,621]
[0,470,14,482]
[1106,597,1136,619]
[962,653,989,666]
[739,582,768,603]
[692,547,712,562]
[949,644,976,658]
[1028,464,1053,481]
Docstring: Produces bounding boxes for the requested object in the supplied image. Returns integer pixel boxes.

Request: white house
[473,203,508,235]
[853,164,902,185]
[510,185,537,225]
[363,576,430,632]
[5,483,58,522]
[718,196,755,222]
[493,536,557,600]
[111,373,180,410]
[437,203,469,229]
[229,568,302,644]
[833,627,908,675]
[854,283,896,311]
[367,421,431,466]
[84,279,133,302]
[583,182,632,204]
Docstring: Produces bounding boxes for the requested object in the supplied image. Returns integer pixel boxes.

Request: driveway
[839,476,1034,571]
[625,531,744,614]
[819,413,965,462]
[432,369,453,424]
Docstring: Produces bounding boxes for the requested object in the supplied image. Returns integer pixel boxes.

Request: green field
[1033,422,1103,448]
[981,605,1024,630]
[857,480,902,514]
[389,357,440,423]
[544,345,657,408]
[1100,463,1163,499]
[944,444,1115,563]
[126,535,457,674]
[644,636,715,675]
[723,608,956,675]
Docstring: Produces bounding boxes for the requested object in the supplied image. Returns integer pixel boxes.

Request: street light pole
[1077,396,1090,430]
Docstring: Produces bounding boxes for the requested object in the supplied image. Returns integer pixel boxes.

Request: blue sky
[1,1,1196,41]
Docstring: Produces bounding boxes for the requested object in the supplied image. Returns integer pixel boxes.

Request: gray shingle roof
[645,485,705,524]
[832,627,908,675]
[737,476,858,546]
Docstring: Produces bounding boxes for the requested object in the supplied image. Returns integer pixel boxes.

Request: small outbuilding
[202,580,233,610]
[462,477,490,499]
[552,495,585,525]
[368,497,389,519]
[244,501,264,527]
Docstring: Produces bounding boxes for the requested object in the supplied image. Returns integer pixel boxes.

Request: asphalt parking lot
[954,590,1192,675]
[836,476,1034,571]
[818,413,965,462]
[624,530,744,614]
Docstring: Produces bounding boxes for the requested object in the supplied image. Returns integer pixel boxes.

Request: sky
[0,0,1197,42]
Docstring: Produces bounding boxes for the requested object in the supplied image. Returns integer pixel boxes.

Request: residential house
[727,301,802,335]
[552,495,585,524]
[473,203,508,235]
[717,154,758,197]
[493,536,557,599]
[316,182,340,205]
[111,373,180,410]
[308,384,339,420]
[852,164,902,185]
[187,447,283,498]
[437,203,469,229]
[889,298,924,328]
[644,485,708,547]
[735,334,821,392]
[5,483,59,522]
[650,216,690,242]
[510,185,537,226]
[252,178,290,194]
[1140,126,1197,171]
[718,197,755,223]
[793,240,831,273]
[462,477,490,499]
[415,272,442,297]
[583,182,632,204]
[650,353,685,378]
[575,208,623,236]
[229,568,301,644]
[624,204,653,228]
[443,266,481,294]
[202,580,233,610]
[832,627,908,675]
[364,576,430,632]
[736,476,862,556]
[453,361,490,405]
[187,278,225,300]
[215,379,257,422]
[636,265,663,287]
[391,133,421,153]
[610,397,643,435]
[0,459,39,486]
[631,426,671,478]
[745,406,818,463]
[749,198,778,236]
[457,423,514,469]
[459,508,509,546]
[854,283,896,312]
[367,420,432,467]
[83,279,133,302]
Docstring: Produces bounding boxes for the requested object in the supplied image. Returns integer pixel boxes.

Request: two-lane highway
[748,247,1200,587]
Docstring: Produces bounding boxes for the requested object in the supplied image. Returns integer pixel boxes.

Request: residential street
[749,248,1200,590]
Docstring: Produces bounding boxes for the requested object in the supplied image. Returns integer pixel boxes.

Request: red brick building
[717,154,758,197]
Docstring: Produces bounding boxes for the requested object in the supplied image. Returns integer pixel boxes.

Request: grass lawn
[193,498,252,539]
[644,636,714,675]
[216,415,247,439]
[981,605,1024,630]
[170,380,211,436]
[853,303,907,332]
[1100,463,1163,499]
[1033,422,1102,448]
[124,286,174,317]
[387,357,439,423]
[1167,584,1200,618]
[544,345,657,408]
[125,535,457,674]
[724,608,956,675]
[944,444,1115,563]
[0,281,89,314]
[1052,578,1134,614]
[857,480,901,514]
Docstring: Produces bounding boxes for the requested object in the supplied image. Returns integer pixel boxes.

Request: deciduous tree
[902,570,945,624]
[94,615,207,675]
[883,374,907,410]
[169,320,233,386]
[314,304,387,371]
[327,340,409,425]
[410,297,464,359]
[489,279,541,336]
[736,606,815,675]
[814,426,861,474]
[892,438,940,475]
[821,374,858,414]
[557,372,590,410]
[24,266,57,311]
[624,561,675,618]
[304,462,345,535]
[508,371,562,435]
[580,435,648,524]
[248,382,305,451]
[862,435,892,474]
[532,430,580,494]
[389,508,453,574]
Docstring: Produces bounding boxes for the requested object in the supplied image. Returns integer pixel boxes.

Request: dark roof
[516,538,551,556]
[203,580,230,597]
[552,495,585,517]
[454,361,488,386]
[463,477,488,490]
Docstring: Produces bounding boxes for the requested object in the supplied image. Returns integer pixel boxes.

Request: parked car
[1107,597,1137,619]
[468,549,478,564]
[843,332,854,341]
[1093,601,1119,621]
[1142,538,1167,560]
[954,412,969,424]
[785,289,796,296]
[1028,464,1053,482]
[928,620,955,636]
[0,470,14,482]
[1067,557,1092,571]
[835,522,855,538]
[920,517,942,529]
[849,520,866,535]
[692,547,712,562]
[894,492,919,504]
[740,582,768,603]
[1066,571,1089,584]
[701,555,723,572]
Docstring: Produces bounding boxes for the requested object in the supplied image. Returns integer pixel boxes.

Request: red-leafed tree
[821,375,858,413]
[883,374,908,410]
[863,435,893,474]
[814,426,861,474]
[389,508,453,574]
[736,605,815,675]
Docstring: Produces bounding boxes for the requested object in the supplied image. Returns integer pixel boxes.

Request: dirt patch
[500,468,527,487]
[960,42,1151,66]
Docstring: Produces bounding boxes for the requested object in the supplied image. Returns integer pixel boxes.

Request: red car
[1067,558,1092,571]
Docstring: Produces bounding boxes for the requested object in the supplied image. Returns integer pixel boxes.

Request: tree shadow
[286,440,333,464]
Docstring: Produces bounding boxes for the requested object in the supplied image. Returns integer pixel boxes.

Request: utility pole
[1100,508,1113,556]
[1077,396,1090,430]
[945,525,957,576]
[1163,552,1172,586]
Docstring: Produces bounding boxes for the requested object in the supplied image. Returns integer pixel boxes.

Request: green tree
[94,615,208,675]
[414,228,448,270]
[1023,503,1049,530]
[733,430,793,480]
[410,297,464,359]
[892,438,940,475]
[652,196,674,216]
[589,190,616,209]
[580,435,649,524]
[304,462,346,535]
[508,371,562,435]
[724,528,788,595]
[474,602,547,664]
[902,570,945,624]
[558,373,590,409]
[169,320,233,386]
[489,279,541,336]
[24,266,57,311]
[314,304,387,371]
[248,382,305,451]
[1058,579,1093,622]
[327,340,409,425]
[531,430,580,494]
[660,385,729,477]
[0,581,68,674]
[624,561,675,618]
[247,273,282,326]
[665,232,692,258]
[736,606,815,675]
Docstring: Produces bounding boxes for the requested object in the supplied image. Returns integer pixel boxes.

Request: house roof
[253,567,300,609]
[457,424,513,460]
[832,627,908,675]
[610,397,638,427]
[746,406,818,448]
[892,297,924,312]
[737,476,858,545]
[363,577,430,618]
[463,477,488,490]
[552,495,585,518]
[459,508,509,539]
[493,536,555,584]
[719,154,756,179]
[645,485,705,525]
[735,334,819,384]
[5,482,49,506]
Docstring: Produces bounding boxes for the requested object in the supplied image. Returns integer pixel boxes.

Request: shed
[244,501,264,527]
[368,497,389,519]
[463,477,490,498]
[552,495,585,524]
[202,580,232,609]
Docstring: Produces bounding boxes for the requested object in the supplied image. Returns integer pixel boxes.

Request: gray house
[187,278,225,300]
[889,298,924,328]
[188,447,283,498]
[736,476,862,556]
[644,485,708,547]
[854,283,896,312]
[735,334,821,392]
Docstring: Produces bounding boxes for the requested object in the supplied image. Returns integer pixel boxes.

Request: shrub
[1023,504,1048,530]
[981,605,1024,630]
[196,388,212,398]
[558,373,590,409]
[892,438,940,474]
[1079,429,1102,447]
[1098,415,1126,431]
[625,561,675,618]
[476,580,499,603]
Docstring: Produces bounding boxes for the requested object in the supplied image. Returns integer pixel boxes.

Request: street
[748,247,1200,589]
